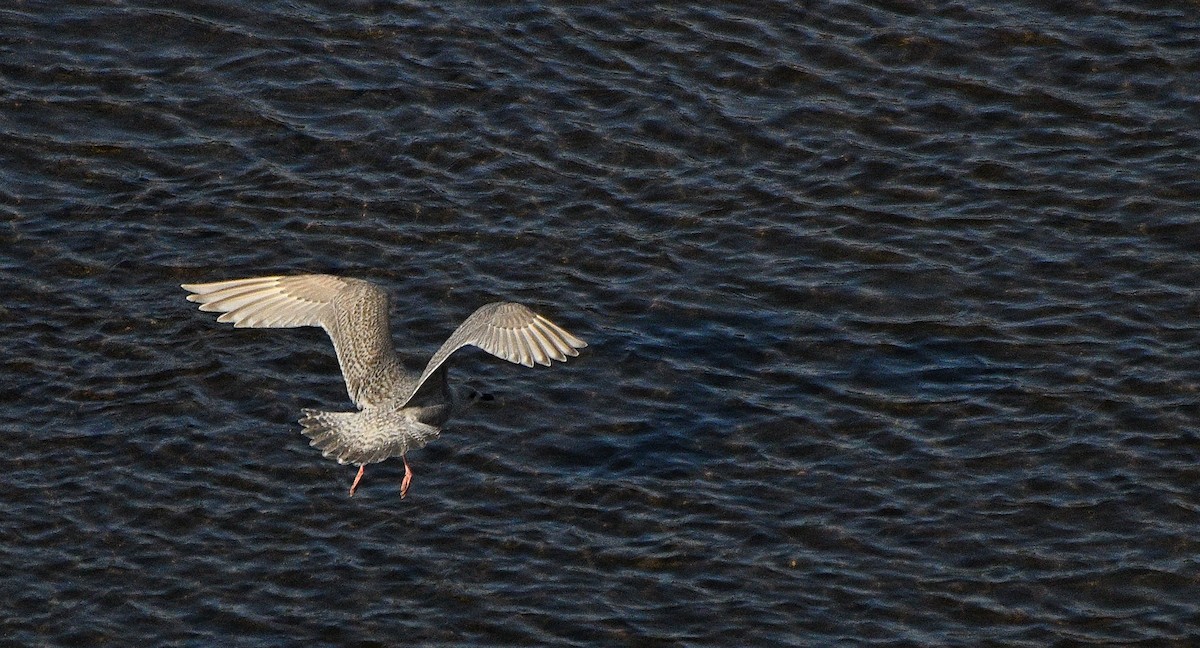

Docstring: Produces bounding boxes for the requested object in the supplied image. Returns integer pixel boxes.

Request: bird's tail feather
[298,408,438,465]
[300,409,366,464]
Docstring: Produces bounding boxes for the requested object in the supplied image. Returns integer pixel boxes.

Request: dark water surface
[2,1,1199,645]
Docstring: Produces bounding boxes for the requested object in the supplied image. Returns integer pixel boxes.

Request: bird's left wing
[182,275,406,408]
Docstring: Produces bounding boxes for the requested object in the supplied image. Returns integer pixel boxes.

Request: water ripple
[1,0,1199,644]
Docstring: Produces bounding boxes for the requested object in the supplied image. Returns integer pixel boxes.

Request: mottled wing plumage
[399,302,587,408]
[182,274,409,408]
[183,277,589,483]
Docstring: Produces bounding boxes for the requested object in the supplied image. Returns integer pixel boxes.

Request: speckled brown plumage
[182,274,587,497]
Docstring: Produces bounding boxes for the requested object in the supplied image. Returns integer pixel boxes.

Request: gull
[181,274,587,498]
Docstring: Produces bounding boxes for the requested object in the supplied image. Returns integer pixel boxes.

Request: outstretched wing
[399,302,587,408]
[181,275,406,408]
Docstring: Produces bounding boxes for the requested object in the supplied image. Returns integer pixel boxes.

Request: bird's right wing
[182,275,405,408]
[398,302,587,408]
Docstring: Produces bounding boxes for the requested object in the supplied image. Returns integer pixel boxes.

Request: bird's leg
[400,455,413,499]
[349,465,365,497]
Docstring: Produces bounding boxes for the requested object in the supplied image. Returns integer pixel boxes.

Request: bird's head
[454,386,496,413]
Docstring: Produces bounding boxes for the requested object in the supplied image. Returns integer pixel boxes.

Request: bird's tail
[298,408,439,465]
[298,410,362,465]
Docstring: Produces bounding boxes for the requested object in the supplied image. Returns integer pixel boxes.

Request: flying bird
[181,274,587,498]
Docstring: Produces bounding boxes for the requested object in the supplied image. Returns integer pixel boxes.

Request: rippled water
[2,1,1199,644]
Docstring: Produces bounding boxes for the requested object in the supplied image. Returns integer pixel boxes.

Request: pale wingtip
[565,336,587,352]
[181,283,210,300]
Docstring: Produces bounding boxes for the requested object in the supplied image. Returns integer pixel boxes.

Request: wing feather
[183,275,408,407]
[197,287,281,314]
[523,329,547,366]
[227,294,294,328]
[532,319,573,359]
[528,324,557,359]
[398,302,586,407]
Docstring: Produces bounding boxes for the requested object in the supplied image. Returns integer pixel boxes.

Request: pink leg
[400,455,413,499]
[349,465,365,497]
